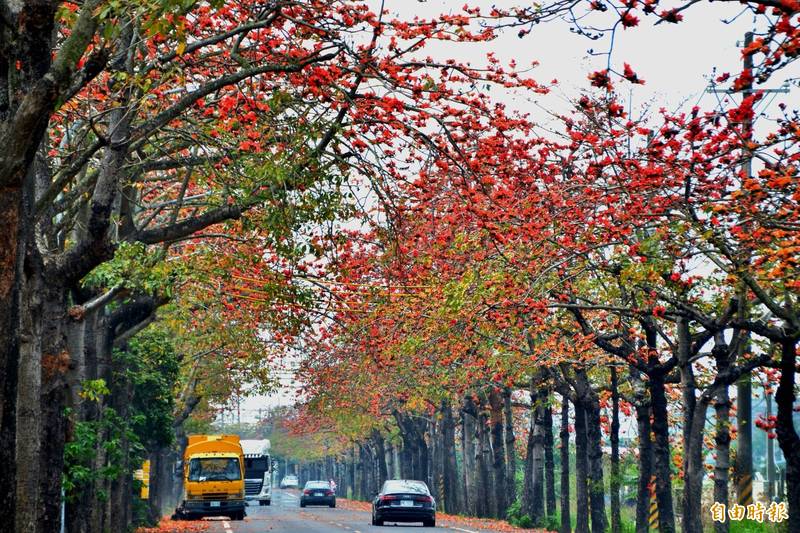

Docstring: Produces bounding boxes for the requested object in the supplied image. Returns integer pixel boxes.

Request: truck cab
[175,435,246,520]
[241,439,272,506]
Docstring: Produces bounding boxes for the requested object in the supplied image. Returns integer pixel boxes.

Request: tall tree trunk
[373,431,388,489]
[385,443,395,482]
[678,317,702,533]
[530,391,545,525]
[442,402,462,514]
[476,402,491,518]
[462,401,476,515]
[775,339,800,533]
[649,372,676,533]
[713,334,733,533]
[543,398,556,520]
[15,244,46,533]
[583,392,606,533]
[734,291,752,510]
[489,387,508,518]
[559,396,571,533]
[635,401,652,533]
[0,186,22,529]
[574,401,589,533]
[609,367,621,533]
[504,388,517,511]
[522,386,536,515]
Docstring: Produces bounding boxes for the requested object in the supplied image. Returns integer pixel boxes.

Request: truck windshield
[245,457,269,479]
[188,458,241,481]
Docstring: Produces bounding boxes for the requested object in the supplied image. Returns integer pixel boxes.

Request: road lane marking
[222,521,230,528]
[448,527,479,533]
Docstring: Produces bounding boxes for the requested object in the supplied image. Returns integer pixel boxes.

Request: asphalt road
[198,489,505,533]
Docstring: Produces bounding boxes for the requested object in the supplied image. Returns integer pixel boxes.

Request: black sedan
[300,480,336,508]
[371,479,435,527]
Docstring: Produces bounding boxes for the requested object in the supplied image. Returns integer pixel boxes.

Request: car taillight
[304,489,311,495]
[415,495,433,503]
[325,490,334,496]
[379,495,398,502]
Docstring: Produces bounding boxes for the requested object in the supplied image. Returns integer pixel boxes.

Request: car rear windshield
[305,481,330,489]
[382,480,429,494]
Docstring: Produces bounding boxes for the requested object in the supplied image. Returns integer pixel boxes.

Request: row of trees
[1,0,797,531]
[276,4,800,533]
[0,0,579,531]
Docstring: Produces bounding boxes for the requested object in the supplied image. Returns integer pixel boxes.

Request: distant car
[280,474,299,488]
[300,480,336,508]
[371,479,435,527]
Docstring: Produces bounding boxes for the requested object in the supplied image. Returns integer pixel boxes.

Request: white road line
[222,521,230,528]
[448,527,480,533]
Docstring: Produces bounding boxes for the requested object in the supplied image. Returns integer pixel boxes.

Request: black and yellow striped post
[738,473,753,506]
[649,475,659,531]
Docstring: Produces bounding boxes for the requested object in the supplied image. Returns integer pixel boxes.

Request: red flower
[659,9,683,23]
[589,69,612,89]
[623,63,645,84]
[620,11,639,28]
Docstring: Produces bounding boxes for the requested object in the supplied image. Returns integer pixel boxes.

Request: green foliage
[729,519,787,533]
[63,406,133,501]
[63,328,180,502]
[79,379,111,402]
[506,500,534,529]
[118,328,181,449]
[83,242,185,297]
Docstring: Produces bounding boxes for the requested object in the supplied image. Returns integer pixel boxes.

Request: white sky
[236,0,798,422]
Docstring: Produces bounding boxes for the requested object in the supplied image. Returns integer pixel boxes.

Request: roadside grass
[728,519,788,533]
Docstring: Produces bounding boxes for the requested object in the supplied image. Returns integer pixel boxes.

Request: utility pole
[707,30,790,508]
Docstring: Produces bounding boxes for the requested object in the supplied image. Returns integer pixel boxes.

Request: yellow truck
[174,435,246,521]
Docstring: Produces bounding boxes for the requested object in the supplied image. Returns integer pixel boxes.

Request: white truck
[240,439,272,506]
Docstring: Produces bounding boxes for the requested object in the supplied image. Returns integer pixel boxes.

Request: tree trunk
[649,372,676,533]
[678,317,702,533]
[386,443,395,482]
[489,387,508,518]
[442,402,462,514]
[583,392,606,533]
[0,186,22,529]
[711,334,733,533]
[462,401,476,515]
[373,431,388,489]
[522,387,535,515]
[559,397,571,533]
[15,245,47,533]
[503,388,517,511]
[574,401,589,533]
[543,398,556,519]
[529,390,545,525]
[476,402,491,518]
[635,401,652,533]
[775,339,800,533]
[609,367,621,533]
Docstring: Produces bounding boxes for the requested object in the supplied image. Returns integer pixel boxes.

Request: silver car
[280,474,299,488]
